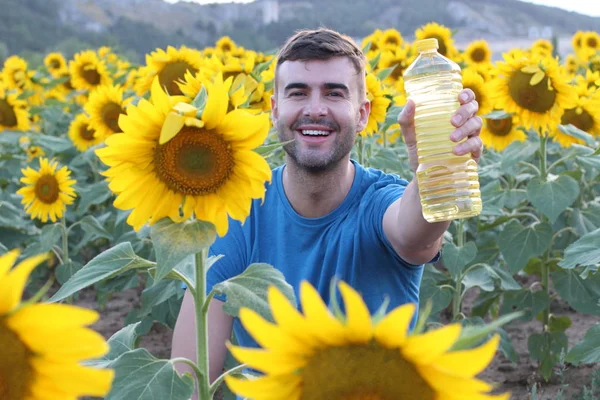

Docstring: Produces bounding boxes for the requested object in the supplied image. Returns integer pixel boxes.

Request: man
[172,28,483,388]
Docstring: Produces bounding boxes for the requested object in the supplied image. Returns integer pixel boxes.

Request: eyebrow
[284,82,350,94]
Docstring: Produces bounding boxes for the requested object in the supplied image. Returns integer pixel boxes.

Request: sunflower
[96,75,271,236]
[2,56,36,93]
[135,46,204,96]
[85,85,129,140]
[69,50,112,91]
[551,91,600,147]
[464,40,492,66]
[43,52,68,77]
[225,281,507,400]
[575,69,600,94]
[531,39,553,58]
[462,68,493,116]
[16,158,77,223]
[68,113,102,152]
[572,31,586,56]
[378,44,412,83]
[480,111,525,152]
[0,249,113,400]
[361,29,384,59]
[583,31,600,56]
[360,73,391,137]
[380,28,403,51]
[415,22,457,58]
[0,85,31,132]
[26,146,45,162]
[216,36,238,54]
[490,52,577,132]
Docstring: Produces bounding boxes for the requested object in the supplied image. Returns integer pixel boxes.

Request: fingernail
[406,101,414,113]
[452,115,462,125]
[455,144,464,153]
[451,131,460,141]
[460,93,469,102]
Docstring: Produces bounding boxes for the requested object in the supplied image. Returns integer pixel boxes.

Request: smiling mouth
[300,129,331,136]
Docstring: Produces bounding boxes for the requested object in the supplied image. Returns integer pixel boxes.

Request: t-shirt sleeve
[205,218,248,301]
[362,172,439,269]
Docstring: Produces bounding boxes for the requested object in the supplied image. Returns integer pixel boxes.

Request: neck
[282,157,355,218]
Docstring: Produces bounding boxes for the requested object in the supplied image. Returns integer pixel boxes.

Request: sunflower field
[1,22,600,400]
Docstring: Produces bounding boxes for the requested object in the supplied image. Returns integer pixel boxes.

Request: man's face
[271,57,370,172]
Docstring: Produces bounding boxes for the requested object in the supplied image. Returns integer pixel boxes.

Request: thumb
[398,99,416,146]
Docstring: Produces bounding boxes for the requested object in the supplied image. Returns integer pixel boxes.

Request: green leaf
[463,264,521,292]
[418,265,452,316]
[528,332,568,381]
[191,85,208,114]
[576,154,600,171]
[76,181,112,214]
[55,261,83,285]
[0,201,28,230]
[368,147,405,173]
[559,228,600,269]
[251,58,274,79]
[368,51,382,70]
[362,41,372,53]
[39,223,62,252]
[105,348,194,400]
[558,124,595,146]
[570,203,600,236]
[565,324,600,365]
[80,215,113,240]
[498,328,519,364]
[480,181,505,216]
[138,280,181,316]
[87,322,141,368]
[552,269,600,315]
[482,110,513,120]
[449,311,524,351]
[255,139,294,157]
[498,220,553,274]
[384,105,403,127]
[212,263,296,322]
[500,289,550,321]
[36,134,73,153]
[527,175,580,223]
[48,242,154,302]
[441,241,477,278]
[150,218,217,282]
[163,254,223,290]
[376,66,396,81]
[500,140,537,173]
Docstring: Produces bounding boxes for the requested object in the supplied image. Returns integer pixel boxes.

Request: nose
[303,96,328,119]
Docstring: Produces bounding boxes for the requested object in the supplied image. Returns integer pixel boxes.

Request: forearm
[396,178,450,251]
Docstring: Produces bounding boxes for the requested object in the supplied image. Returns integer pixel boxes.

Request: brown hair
[275,28,366,96]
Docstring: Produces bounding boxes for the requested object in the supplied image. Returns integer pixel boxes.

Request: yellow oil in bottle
[404,39,482,222]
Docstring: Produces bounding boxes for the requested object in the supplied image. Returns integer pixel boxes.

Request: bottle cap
[415,38,439,52]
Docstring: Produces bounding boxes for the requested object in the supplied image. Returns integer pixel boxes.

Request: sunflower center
[34,174,60,204]
[429,35,448,56]
[587,37,598,48]
[81,64,101,86]
[221,43,232,52]
[390,59,405,80]
[301,342,435,400]
[0,99,18,127]
[385,37,399,46]
[0,319,35,400]
[79,125,96,141]
[153,126,234,195]
[102,102,124,133]
[470,48,487,62]
[486,116,513,136]
[508,70,556,113]
[561,108,594,132]
[158,62,198,96]
[50,59,62,69]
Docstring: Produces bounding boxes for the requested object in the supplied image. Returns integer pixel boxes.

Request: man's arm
[172,290,233,398]
[382,89,483,265]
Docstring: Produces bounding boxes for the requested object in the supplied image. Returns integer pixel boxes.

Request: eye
[289,91,305,97]
[327,91,344,97]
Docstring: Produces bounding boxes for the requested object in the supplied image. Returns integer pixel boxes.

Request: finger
[398,99,417,144]
[458,88,475,104]
[451,100,479,127]
[451,116,483,143]
[453,136,483,161]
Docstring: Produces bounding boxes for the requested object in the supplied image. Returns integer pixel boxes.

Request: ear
[356,99,371,133]
[270,94,279,125]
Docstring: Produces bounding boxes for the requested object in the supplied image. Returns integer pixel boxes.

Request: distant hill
[1,0,598,65]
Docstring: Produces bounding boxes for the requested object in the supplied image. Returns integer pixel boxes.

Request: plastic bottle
[403,38,482,222]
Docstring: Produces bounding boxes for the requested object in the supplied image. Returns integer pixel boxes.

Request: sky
[164,0,600,16]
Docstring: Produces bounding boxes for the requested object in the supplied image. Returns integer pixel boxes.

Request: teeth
[302,130,330,136]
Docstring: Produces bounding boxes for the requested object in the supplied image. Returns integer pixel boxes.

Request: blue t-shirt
[206,160,436,349]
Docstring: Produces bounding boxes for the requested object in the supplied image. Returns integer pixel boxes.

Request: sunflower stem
[539,132,548,181]
[452,219,465,320]
[209,363,249,398]
[541,251,550,329]
[193,247,210,400]
[60,217,70,264]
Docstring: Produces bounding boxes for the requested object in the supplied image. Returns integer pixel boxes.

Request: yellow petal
[520,65,540,74]
[225,374,301,400]
[529,70,545,86]
[402,324,461,364]
[374,303,415,348]
[433,334,501,378]
[300,281,347,346]
[173,101,198,116]
[31,360,114,397]
[0,249,20,280]
[419,364,492,395]
[6,303,99,330]
[159,112,185,144]
[338,281,372,343]
[221,109,270,150]
[227,345,305,375]
[0,253,48,314]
